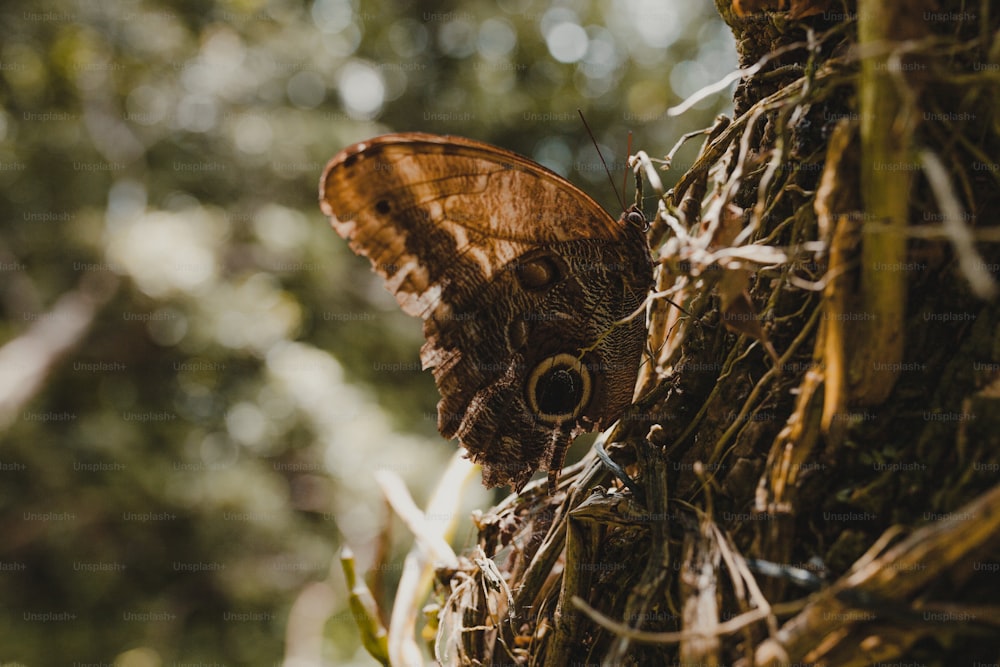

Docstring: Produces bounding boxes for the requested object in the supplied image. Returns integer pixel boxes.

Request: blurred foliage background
[0,0,735,664]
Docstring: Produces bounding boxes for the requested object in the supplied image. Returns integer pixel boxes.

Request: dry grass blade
[375,453,476,666]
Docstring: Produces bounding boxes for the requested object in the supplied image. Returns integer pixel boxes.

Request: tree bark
[443,2,1000,664]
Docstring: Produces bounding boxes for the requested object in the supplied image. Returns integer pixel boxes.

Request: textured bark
[441,2,1000,664]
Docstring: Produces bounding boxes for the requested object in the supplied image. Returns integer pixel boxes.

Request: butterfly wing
[321,133,628,319]
[320,133,652,489]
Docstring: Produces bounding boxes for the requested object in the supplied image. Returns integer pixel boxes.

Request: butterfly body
[320,133,652,490]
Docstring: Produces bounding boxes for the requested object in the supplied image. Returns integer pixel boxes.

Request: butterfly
[320,133,653,490]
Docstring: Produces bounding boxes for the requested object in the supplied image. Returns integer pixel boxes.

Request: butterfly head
[623,205,648,232]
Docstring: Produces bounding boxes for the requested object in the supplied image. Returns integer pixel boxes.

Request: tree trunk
[440,2,1000,665]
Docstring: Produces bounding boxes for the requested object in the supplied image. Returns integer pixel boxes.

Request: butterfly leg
[545,427,573,494]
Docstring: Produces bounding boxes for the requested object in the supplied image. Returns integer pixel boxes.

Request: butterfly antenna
[624,131,632,207]
[578,109,627,213]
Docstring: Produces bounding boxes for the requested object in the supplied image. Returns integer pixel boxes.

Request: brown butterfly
[319,133,653,490]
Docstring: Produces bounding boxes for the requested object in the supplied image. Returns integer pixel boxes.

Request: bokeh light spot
[287,70,326,109]
[546,22,588,64]
[253,205,309,252]
[226,401,268,449]
[311,0,355,33]
[107,209,220,298]
[147,307,188,347]
[670,59,710,100]
[387,19,429,59]
[233,113,273,155]
[336,61,384,118]
[438,17,477,58]
[176,94,218,133]
[477,18,517,59]
[533,136,573,176]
